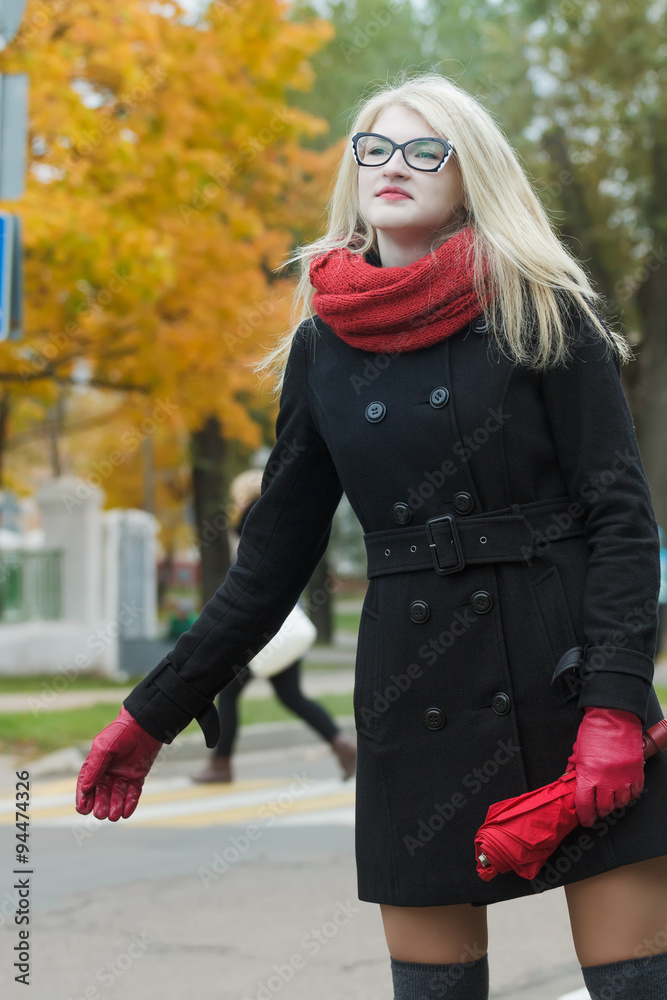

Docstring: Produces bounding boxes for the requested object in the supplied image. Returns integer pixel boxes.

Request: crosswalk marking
[132,788,356,828]
[0,774,356,829]
[0,776,288,820]
[273,805,355,827]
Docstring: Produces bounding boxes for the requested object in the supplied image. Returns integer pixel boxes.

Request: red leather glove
[75,707,163,821]
[566,706,644,827]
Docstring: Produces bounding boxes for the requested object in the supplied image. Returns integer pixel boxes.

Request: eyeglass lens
[356,135,447,169]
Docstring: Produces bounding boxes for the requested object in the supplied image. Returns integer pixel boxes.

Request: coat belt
[363,496,586,578]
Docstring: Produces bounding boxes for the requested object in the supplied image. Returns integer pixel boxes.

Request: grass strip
[333,611,362,634]
[0,674,144,693]
[0,692,355,756]
[2,685,666,758]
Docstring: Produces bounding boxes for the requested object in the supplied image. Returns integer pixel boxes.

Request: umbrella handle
[557,718,667,773]
[642,719,667,759]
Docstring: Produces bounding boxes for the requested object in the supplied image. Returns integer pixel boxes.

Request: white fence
[0,477,159,677]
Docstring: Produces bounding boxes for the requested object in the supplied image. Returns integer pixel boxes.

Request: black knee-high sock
[390,954,489,999]
[581,951,667,1000]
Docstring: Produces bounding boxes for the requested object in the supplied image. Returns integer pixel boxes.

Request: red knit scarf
[308,226,490,353]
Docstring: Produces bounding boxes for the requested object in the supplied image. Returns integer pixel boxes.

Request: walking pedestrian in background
[192,468,356,783]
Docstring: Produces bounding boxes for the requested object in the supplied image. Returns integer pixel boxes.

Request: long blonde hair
[253,71,632,396]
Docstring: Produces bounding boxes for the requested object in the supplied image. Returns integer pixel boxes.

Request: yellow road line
[0,787,355,827]
[0,778,298,824]
[131,789,357,828]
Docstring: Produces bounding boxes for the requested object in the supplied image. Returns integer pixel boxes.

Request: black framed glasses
[351,132,456,173]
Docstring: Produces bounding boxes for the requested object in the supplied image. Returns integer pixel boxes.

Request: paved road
[0,736,594,1000]
[3,627,665,998]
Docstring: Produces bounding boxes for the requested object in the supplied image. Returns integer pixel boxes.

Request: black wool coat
[125,295,667,907]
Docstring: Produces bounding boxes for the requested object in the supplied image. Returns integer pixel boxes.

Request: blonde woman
[76,72,667,999]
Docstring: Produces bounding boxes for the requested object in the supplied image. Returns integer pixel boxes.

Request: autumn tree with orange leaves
[0,0,337,602]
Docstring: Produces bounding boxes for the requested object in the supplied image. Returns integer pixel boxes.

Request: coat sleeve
[123,321,344,744]
[539,303,661,724]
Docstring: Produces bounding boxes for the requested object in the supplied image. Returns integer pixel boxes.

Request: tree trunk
[0,391,10,487]
[47,390,67,478]
[190,415,231,606]
[157,548,174,611]
[635,263,667,528]
[142,434,155,514]
[541,127,616,306]
[540,128,666,521]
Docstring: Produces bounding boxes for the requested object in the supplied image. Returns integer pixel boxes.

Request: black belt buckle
[425,514,465,575]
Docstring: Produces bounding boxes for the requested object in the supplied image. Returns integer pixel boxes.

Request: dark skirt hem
[356,843,667,908]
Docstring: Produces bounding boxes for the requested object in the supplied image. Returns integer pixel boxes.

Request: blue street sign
[0,211,22,340]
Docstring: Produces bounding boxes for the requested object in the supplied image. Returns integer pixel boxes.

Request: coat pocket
[353,605,381,741]
[529,564,581,703]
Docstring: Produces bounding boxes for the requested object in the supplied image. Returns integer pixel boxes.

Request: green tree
[523,1,667,526]
[288,0,428,146]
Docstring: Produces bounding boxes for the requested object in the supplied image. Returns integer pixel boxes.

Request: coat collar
[363,247,382,267]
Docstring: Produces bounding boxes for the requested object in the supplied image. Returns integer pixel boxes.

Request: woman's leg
[270,660,357,778]
[192,667,252,782]
[215,667,253,757]
[380,902,488,964]
[565,855,667,999]
[564,855,667,965]
[270,660,340,741]
[381,903,489,999]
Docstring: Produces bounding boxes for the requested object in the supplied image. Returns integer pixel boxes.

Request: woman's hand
[75,707,163,821]
[566,706,645,827]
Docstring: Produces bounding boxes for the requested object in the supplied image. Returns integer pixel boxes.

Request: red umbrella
[475,718,667,881]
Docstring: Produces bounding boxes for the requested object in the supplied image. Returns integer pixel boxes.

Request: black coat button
[391,503,413,525]
[471,316,488,334]
[365,401,386,423]
[409,600,430,623]
[453,491,474,514]
[471,590,493,614]
[429,387,449,408]
[424,707,446,730]
[491,692,511,715]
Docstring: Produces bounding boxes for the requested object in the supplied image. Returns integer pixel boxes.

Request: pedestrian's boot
[331,732,357,780]
[192,754,233,783]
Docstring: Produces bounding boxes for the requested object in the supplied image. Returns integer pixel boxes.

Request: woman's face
[356,104,465,248]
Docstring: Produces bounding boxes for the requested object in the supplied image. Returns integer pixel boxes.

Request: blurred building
[0,478,164,677]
